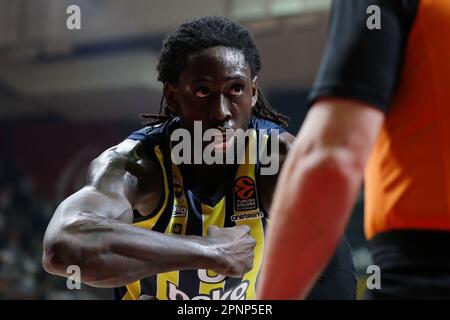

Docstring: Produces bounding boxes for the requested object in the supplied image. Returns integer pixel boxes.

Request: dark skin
[42,46,294,288]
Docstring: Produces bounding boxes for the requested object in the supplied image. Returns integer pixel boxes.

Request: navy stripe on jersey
[114,287,126,300]
[176,190,204,297]
[222,187,244,294]
[139,275,157,297]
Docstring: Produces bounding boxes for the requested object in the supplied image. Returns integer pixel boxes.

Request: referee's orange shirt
[365,0,450,239]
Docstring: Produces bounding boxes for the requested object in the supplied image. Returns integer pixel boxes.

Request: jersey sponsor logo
[235,176,255,199]
[172,204,188,217]
[198,269,226,283]
[234,176,258,212]
[231,211,264,222]
[167,280,249,300]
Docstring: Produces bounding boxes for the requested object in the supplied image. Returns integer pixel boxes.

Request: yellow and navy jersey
[114,116,285,300]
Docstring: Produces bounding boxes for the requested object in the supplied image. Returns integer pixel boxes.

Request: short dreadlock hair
[142,16,288,128]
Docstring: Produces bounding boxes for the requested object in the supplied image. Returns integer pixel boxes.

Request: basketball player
[43,16,356,300]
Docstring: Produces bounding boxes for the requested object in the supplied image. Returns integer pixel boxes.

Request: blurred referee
[259,0,450,299]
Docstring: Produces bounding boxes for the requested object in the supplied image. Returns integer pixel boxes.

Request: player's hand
[206,225,256,278]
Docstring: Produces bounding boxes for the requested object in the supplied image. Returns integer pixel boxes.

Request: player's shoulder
[128,121,167,142]
[249,116,286,133]
[250,116,294,151]
[128,118,179,146]
[92,119,176,171]
[108,118,177,163]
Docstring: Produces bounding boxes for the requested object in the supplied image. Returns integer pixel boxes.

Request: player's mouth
[210,134,232,153]
[211,129,235,153]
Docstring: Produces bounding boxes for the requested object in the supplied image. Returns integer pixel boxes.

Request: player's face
[165,46,257,137]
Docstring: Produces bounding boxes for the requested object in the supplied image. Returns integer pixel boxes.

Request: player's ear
[251,76,258,107]
[164,83,179,113]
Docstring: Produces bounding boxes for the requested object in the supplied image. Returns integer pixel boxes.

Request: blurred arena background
[0,0,371,299]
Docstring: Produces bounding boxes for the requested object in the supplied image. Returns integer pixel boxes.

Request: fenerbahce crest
[232,176,264,222]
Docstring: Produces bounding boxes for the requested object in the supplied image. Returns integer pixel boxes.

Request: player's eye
[230,84,244,96]
[194,87,210,98]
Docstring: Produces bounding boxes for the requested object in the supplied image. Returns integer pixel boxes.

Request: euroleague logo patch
[234,176,258,212]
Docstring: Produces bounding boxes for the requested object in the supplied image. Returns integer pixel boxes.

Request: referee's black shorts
[365,230,450,300]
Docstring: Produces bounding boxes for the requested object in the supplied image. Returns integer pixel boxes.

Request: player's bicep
[53,186,134,225]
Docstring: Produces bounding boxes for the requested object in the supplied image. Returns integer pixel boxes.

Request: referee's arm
[259,98,383,299]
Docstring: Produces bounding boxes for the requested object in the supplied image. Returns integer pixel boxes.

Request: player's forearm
[43,213,217,288]
[258,146,363,299]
